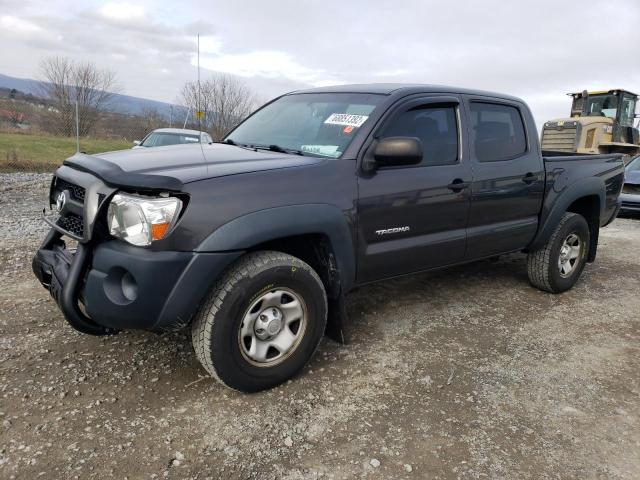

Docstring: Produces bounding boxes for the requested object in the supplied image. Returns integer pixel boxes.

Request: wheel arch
[196,204,356,291]
[529,177,605,262]
[565,195,600,262]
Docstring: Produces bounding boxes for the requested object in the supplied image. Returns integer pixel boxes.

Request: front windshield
[586,94,619,118]
[141,132,200,147]
[225,93,383,158]
[627,156,640,172]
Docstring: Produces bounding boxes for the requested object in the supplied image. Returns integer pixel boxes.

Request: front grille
[55,178,86,202]
[56,213,84,237]
[50,176,86,238]
[541,126,578,152]
[623,184,640,194]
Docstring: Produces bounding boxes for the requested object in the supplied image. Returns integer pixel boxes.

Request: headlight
[107,193,183,246]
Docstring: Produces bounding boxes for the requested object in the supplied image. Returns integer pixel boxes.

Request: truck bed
[534,151,625,247]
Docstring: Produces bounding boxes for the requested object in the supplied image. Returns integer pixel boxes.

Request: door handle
[522,172,537,184]
[447,179,469,192]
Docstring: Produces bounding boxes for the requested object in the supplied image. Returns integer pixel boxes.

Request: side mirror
[372,136,423,168]
[133,140,141,146]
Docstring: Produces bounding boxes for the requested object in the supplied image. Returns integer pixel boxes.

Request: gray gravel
[1,173,639,479]
[0,173,51,241]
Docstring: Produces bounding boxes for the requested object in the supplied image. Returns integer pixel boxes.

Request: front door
[356,96,472,283]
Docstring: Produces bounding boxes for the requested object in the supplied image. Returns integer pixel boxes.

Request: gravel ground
[1,173,639,479]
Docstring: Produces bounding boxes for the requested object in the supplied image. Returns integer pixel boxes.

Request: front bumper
[620,193,640,213]
[33,228,242,334]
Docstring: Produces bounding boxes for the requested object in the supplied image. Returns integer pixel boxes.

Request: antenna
[197,33,201,134]
[75,100,80,153]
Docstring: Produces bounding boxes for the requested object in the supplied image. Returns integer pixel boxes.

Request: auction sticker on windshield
[324,113,369,128]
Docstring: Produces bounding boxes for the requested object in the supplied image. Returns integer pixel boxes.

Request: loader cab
[542,89,640,156]
[570,90,637,127]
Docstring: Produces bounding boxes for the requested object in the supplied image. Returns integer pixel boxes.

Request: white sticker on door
[324,113,369,128]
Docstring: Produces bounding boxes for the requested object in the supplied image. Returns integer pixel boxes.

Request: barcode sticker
[324,113,369,128]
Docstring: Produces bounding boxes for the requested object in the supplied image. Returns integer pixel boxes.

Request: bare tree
[39,56,117,136]
[7,104,26,126]
[141,107,166,132]
[180,80,212,129]
[181,74,257,140]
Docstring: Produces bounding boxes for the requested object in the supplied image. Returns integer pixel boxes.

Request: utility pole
[75,100,80,153]
[183,105,191,129]
[197,33,201,134]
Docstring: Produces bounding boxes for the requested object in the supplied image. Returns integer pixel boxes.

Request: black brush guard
[32,228,119,336]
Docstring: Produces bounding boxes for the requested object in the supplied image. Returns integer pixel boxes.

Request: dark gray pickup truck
[33,84,625,392]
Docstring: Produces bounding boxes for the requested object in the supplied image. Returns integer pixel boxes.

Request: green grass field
[0,132,131,172]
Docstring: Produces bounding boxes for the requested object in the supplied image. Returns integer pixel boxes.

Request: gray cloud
[1,0,639,128]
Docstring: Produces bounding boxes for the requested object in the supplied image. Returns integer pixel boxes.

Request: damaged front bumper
[34,165,243,335]
[32,229,118,335]
[33,228,243,334]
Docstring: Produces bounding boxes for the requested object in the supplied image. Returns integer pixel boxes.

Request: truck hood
[64,143,323,190]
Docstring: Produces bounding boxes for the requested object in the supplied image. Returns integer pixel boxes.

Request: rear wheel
[527,212,590,293]
[191,251,327,392]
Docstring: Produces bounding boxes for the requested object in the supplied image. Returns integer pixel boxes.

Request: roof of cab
[568,89,639,98]
[289,83,524,102]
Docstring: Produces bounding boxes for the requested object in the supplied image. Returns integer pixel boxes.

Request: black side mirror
[372,137,423,168]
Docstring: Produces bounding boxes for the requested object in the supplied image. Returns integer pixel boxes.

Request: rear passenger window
[380,105,459,166]
[470,102,527,162]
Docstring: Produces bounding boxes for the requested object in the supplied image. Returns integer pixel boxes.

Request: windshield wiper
[253,144,305,156]
[223,141,318,157]
[217,138,257,151]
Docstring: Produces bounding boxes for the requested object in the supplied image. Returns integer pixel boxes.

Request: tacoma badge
[375,226,410,235]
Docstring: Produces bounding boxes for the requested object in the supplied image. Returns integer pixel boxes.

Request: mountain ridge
[0,72,181,119]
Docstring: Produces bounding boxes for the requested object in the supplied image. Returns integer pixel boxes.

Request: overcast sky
[1,0,639,128]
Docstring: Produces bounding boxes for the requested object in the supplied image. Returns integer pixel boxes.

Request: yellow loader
[541,89,639,161]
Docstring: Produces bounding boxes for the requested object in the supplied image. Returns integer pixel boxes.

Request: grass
[0,132,131,172]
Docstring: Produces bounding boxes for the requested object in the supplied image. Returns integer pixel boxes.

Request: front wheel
[527,212,590,293]
[191,251,327,392]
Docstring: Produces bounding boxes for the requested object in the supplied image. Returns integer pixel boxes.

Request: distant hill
[0,73,181,119]
[0,73,39,94]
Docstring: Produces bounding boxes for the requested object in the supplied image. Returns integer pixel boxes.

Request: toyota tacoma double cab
[33,84,625,392]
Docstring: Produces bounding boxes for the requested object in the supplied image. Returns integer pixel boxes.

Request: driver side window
[379,105,459,167]
[621,96,636,126]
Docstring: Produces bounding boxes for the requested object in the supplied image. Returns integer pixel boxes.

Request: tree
[180,74,257,140]
[7,105,26,126]
[180,80,211,129]
[39,56,117,136]
[133,107,166,140]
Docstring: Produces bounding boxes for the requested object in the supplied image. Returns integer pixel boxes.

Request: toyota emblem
[55,191,67,214]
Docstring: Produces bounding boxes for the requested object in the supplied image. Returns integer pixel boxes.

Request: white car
[133,128,213,148]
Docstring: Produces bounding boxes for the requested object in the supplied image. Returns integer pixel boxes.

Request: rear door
[356,95,472,283]
[462,97,544,258]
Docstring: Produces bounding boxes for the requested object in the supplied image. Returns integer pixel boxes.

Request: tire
[527,212,590,293]
[191,251,327,392]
